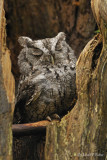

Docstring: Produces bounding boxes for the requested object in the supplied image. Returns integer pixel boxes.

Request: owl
[14,32,77,123]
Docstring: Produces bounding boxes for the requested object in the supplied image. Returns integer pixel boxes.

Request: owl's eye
[32,48,43,56]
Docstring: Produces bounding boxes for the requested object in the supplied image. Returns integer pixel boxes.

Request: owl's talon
[51,114,61,120]
[46,116,52,122]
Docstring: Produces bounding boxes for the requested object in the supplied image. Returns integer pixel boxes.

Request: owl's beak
[51,55,55,65]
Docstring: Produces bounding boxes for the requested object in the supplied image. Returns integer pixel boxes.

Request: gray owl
[14,32,77,123]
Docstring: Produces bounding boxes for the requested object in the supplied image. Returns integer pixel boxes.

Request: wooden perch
[12,120,58,137]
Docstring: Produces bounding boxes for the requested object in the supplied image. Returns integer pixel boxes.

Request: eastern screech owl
[14,32,77,123]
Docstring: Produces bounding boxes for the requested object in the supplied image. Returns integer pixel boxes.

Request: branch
[12,120,58,137]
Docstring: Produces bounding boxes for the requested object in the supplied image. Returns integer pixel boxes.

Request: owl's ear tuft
[18,37,32,47]
[57,32,66,41]
[55,32,66,51]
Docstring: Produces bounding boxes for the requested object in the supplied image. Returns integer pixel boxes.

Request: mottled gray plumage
[14,32,77,123]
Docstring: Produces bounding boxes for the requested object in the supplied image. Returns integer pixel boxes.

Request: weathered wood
[0,0,15,159]
[13,135,46,160]
[13,120,59,160]
[45,0,107,159]
[3,0,103,159]
[13,120,58,136]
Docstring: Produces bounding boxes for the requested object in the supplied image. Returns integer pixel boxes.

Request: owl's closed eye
[32,48,43,56]
[18,36,43,56]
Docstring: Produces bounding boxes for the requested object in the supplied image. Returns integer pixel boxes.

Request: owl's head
[18,32,66,52]
[18,32,75,66]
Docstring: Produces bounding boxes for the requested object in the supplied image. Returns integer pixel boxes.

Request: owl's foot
[51,113,61,120]
[46,116,52,122]
[46,114,61,122]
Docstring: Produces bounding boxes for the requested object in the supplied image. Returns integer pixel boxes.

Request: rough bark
[13,135,45,160]
[3,1,96,159]
[12,120,58,160]
[0,0,15,159]
[45,1,107,160]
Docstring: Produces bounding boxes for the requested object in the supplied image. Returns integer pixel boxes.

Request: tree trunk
[0,0,15,159]
[45,0,107,160]
[3,0,103,160]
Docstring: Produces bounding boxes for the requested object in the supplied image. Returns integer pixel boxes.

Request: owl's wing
[14,78,42,123]
[16,77,42,107]
[26,90,41,106]
[15,78,34,107]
